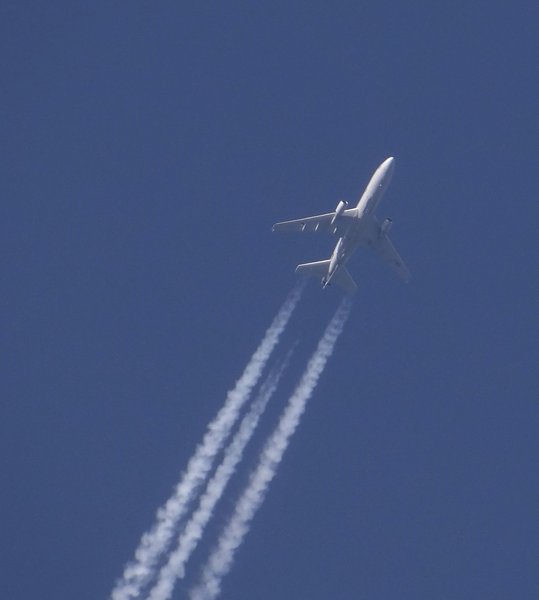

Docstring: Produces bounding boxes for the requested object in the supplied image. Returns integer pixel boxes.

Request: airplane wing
[372,234,411,282]
[272,209,356,236]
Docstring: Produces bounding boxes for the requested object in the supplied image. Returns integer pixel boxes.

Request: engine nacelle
[381,217,393,235]
[331,200,348,225]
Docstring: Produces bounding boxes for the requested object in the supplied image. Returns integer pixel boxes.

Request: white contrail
[190,298,352,600]
[111,284,304,600]
[147,351,294,600]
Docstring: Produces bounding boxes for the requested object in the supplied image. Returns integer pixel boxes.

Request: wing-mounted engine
[380,217,393,235]
[331,200,348,225]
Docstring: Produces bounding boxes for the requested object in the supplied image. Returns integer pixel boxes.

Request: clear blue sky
[2,2,538,599]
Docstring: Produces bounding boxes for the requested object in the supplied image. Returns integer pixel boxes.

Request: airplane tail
[295,260,331,278]
[295,261,357,294]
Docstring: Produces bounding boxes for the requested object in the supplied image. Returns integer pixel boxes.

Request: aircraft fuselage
[324,157,395,287]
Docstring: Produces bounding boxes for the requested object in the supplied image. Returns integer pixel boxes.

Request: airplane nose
[382,156,395,177]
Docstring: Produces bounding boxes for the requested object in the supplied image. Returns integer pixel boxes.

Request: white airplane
[272,156,409,293]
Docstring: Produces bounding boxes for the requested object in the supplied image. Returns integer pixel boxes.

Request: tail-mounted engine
[331,200,348,225]
[381,217,393,235]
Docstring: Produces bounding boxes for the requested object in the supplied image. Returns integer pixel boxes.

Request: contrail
[147,351,294,600]
[111,284,304,600]
[189,298,353,600]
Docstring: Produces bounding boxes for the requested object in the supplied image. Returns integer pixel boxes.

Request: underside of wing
[272,209,356,236]
[372,234,411,282]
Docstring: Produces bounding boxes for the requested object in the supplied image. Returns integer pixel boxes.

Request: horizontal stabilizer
[295,260,357,294]
[295,260,331,277]
[332,267,358,294]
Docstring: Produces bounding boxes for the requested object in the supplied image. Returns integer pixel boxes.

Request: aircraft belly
[343,222,367,247]
[350,216,377,247]
[338,237,360,267]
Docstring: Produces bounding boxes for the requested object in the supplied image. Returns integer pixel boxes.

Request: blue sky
[2,2,538,599]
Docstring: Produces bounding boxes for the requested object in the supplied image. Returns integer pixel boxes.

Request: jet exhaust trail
[111,284,304,600]
[147,351,294,600]
[189,298,352,600]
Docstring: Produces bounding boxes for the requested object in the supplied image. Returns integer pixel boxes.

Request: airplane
[272,156,409,293]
